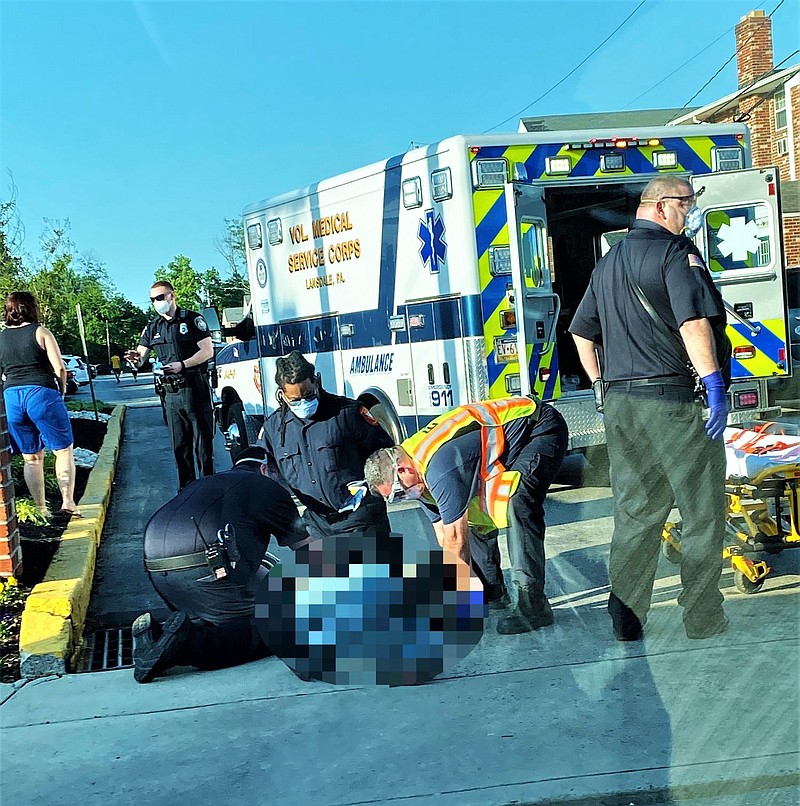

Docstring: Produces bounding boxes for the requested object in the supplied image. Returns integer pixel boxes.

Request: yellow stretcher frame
[661,463,800,594]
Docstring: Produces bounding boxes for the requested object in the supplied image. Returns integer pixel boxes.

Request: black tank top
[0,325,58,390]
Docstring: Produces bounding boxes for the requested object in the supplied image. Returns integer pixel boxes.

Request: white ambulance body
[215,125,789,456]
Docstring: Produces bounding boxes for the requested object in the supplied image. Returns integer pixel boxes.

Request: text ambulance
[215,125,789,460]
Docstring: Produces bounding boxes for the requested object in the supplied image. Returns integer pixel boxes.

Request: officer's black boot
[485,582,511,611]
[132,612,163,663]
[134,611,192,684]
[497,583,554,634]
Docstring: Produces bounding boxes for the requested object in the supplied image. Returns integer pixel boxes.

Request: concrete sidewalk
[2,588,797,805]
[2,395,799,804]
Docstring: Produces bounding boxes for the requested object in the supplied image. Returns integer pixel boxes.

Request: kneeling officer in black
[133,447,306,683]
[126,279,215,490]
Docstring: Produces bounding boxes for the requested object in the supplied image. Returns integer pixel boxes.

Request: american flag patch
[688,254,707,269]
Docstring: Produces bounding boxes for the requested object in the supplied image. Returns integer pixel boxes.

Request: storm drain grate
[77,627,135,672]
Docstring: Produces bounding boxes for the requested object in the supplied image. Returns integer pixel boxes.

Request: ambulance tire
[368,402,404,444]
[225,403,251,462]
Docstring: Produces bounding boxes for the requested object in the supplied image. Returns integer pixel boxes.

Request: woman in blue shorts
[0,292,81,519]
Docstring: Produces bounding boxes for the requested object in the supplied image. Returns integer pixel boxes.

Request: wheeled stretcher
[661,422,800,594]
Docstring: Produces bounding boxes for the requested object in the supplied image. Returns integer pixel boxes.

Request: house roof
[518,108,693,133]
[668,64,800,125]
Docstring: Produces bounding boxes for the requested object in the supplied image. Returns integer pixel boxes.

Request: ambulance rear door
[692,167,789,382]
[503,182,559,396]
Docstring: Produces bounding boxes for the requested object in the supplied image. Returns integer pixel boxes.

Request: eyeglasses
[385,449,406,503]
[150,292,171,302]
[642,187,705,206]
[284,390,317,403]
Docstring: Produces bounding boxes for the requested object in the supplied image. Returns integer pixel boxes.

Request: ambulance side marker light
[654,150,678,169]
[733,345,756,360]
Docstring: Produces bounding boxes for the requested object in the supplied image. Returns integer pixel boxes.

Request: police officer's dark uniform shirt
[139,307,215,488]
[569,220,731,385]
[417,404,565,526]
[262,390,393,535]
[144,467,304,585]
[139,308,210,370]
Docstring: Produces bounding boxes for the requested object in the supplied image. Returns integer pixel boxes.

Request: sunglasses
[642,187,705,205]
[150,292,171,303]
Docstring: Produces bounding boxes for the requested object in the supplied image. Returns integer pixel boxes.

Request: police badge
[179,323,189,335]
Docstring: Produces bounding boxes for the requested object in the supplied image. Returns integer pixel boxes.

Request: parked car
[92,363,113,376]
[62,355,90,385]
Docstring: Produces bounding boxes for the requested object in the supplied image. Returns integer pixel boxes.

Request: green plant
[65,399,111,412]
[10,454,59,496]
[14,498,50,525]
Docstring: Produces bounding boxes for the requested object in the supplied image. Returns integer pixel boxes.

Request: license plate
[494,338,518,364]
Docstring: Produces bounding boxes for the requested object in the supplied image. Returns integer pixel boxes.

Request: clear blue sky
[2,0,798,309]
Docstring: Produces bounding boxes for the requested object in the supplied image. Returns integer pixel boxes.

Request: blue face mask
[683,206,703,238]
[288,396,319,419]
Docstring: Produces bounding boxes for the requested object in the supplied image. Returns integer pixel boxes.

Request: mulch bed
[1,415,108,683]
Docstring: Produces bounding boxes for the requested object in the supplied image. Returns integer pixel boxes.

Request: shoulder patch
[359,406,379,426]
[195,316,209,331]
[688,254,707,270]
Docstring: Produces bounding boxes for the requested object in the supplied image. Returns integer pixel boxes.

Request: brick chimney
[736,10,774,88]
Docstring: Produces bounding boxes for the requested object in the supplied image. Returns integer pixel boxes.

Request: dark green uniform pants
[163,374,215,489]
[603,388,726,632]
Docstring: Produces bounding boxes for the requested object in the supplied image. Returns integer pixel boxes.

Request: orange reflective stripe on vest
[402,397,539,529]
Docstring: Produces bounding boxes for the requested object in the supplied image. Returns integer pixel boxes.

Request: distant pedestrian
[111,354,122,383]
[0,291,82,519]
[126,358,138,382]
[126,280,214,490]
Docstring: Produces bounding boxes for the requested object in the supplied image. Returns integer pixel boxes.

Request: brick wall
[0,395,23,578]
[736,10,773,88]
[791,83,800,179]
[785,215,800,269]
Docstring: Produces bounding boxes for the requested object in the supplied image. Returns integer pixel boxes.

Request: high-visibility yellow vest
[401,397,539,532]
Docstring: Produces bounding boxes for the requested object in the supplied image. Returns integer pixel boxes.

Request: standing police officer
[569,176,731,642]
[261,351,394,541]
[126,280,215,490]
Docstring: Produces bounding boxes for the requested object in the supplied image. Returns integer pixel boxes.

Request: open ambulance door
[692,167,789,382]
[504,182,559,397]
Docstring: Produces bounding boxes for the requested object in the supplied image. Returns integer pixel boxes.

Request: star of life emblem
[418,209,447,274]
[717,216,762,262]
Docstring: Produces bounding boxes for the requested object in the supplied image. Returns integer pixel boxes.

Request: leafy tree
[155,255,203,309]
[214,218,247,282]
[201,267,248,312]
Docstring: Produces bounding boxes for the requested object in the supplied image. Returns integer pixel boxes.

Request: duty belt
[144,551,207,572]
[161,375,190,393]
[606,375,694,389]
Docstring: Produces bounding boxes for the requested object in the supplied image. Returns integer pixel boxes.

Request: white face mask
[288,396,319,419]
[153,299,171,316]
[683,206,703,239]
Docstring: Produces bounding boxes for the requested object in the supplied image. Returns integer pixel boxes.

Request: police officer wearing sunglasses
[569,176,731,642]
[126,280,215,489]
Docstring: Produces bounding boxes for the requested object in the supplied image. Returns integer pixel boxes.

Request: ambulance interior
[544,180,649,392]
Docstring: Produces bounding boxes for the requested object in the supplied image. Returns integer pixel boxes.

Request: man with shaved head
[569,175,731,642]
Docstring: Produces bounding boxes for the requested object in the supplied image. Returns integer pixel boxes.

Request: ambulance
[215,124,789,462]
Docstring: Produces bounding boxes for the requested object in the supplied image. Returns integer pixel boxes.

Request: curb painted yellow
[19,405,127,677]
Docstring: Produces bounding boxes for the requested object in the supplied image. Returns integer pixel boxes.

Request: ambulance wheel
[661,539,682,565]
[733,569,764,595]
[369,402,404,444]
[226,402,248,460]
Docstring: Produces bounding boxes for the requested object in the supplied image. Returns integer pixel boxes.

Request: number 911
[430,388,453,407]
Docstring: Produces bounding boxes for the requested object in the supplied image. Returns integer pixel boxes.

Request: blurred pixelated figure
[255,528,484,686]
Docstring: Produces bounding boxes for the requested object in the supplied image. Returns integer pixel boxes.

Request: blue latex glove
[701,370,728,440]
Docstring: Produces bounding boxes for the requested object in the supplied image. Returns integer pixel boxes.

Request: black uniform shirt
[569,220,731,383]
[139,308,210,371]
[143,466,305,583]
[262,391,394,515]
